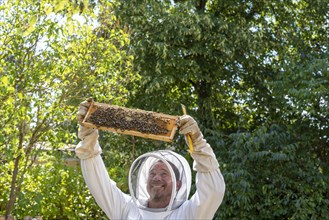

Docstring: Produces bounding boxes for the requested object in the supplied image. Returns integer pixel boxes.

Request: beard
[149,184,171,201]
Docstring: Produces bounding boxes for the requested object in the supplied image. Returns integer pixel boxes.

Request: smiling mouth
[152,185,165,190]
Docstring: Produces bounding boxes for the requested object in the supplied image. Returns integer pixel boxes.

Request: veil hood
[128,150,192,212]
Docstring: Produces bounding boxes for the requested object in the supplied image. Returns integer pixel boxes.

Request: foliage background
[0,0,328,219]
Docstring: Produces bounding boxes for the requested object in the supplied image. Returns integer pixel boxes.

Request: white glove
[75,99,101,159]
[179,115,204,146]
[179,115,219,172]
[77,100,96,140]
[77,100,90,123]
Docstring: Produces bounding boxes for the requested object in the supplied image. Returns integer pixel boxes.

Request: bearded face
[128,150,191,211]
[146,161,181,208]
[147,162,173,201]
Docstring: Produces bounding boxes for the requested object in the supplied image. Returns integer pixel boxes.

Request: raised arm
[75,100,132,219]
[179,115,225,219]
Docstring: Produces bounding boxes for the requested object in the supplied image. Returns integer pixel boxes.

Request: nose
[152,173,161,181]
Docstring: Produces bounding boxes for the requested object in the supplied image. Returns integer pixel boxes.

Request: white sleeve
[187,139,226,219]
[75,131,132,219]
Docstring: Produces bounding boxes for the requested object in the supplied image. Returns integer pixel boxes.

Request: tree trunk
[5,121,30,218]
[194,80,214,129]
[5,155,21,218]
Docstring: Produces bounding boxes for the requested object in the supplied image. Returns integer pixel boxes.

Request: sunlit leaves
[22,15,37,37]
[54,0,67,12]
[0,0,135,217]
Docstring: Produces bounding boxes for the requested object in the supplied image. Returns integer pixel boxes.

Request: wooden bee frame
[82,102,179,142]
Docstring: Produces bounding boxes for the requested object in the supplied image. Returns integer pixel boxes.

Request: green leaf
[55,0,67,12]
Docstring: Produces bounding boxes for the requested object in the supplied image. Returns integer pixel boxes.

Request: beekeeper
[76,100,225,219]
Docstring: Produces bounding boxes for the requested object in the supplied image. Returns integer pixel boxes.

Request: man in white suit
[76,100,225,219]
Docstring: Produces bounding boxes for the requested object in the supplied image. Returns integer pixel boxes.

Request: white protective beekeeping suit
[75,101,225,219]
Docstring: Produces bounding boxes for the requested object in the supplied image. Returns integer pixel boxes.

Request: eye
[161,172,168,177]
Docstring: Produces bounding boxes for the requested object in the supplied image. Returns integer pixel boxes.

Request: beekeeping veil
[129,150,192,212]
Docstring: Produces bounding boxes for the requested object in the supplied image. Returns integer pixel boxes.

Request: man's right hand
[77,98,93,123]
[77,99,97,140]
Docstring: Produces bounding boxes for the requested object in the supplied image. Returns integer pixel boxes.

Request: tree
[0,0,136,217]
[114,0,329,218]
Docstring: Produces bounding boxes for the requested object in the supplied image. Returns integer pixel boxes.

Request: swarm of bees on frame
[87,106,170,135]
